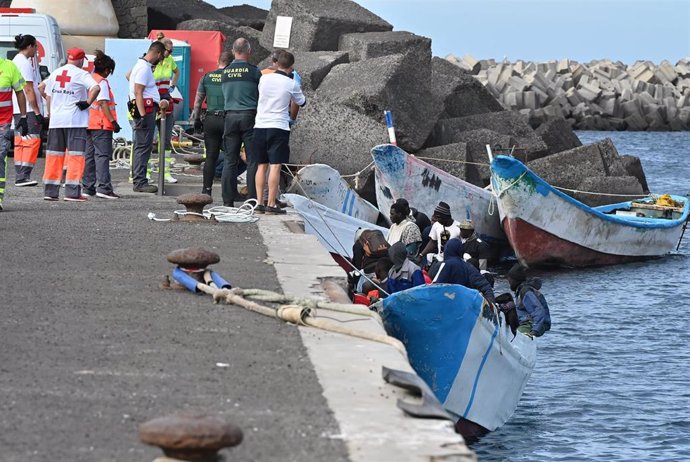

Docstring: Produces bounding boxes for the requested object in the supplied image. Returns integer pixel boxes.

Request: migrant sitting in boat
[387,199,422,257]
[386,242,425,294]
[505,264,551,338]
[418,201,460,264]
[360,258,393,302]
[458,219,491,271]
[351,228,391,293]
[433,238,496,303]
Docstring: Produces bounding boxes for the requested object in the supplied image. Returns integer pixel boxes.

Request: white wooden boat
[371,144,506,245]
[287,164,383,225]
[490,154,690,267]
[283,193,388,271]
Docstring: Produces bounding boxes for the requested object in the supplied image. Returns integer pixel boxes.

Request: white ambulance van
[0,8,65,80]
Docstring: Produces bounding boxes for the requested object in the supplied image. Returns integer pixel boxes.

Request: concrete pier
[0,163,473,461]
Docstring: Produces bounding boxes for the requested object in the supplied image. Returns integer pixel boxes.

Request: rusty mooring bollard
[182,153,205,173]
[139,414,243,462]
[176,194,213,222]
[167,247,220,283]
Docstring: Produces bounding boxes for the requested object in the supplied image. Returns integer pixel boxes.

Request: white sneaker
[15,179,38,187]
[165,175,178,184]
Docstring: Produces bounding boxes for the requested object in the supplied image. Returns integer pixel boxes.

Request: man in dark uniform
[192,50,232,197]
[220,38,261,206]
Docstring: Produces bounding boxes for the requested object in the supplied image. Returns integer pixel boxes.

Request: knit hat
[434,201,451,219]
[506,263,527,283]
[459,219,474,230]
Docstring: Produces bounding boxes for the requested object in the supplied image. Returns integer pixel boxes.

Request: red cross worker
[39,47,100,201]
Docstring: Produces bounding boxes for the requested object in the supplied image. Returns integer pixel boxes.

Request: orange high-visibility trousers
[13,112,42,183]
[43,127,87,199]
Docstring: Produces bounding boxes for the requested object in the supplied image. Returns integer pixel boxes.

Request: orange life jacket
[88,73,117,131]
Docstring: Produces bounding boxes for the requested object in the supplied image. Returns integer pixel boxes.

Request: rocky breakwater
[145,0,652,207]
[447,54,690,131]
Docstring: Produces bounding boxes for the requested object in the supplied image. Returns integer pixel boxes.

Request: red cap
[67,47,85,60]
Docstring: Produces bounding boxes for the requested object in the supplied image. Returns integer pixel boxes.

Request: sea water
[472,131,690,461]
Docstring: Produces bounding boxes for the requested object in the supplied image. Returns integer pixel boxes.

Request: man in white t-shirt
[253,50,306,214]
[128,41,165,193]
[11,34,44,187]
[39,47,100,201]
[418,201,461,262]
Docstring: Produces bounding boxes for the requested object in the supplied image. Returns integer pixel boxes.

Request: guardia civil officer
[220,38,261,206]
[191,50,232,196]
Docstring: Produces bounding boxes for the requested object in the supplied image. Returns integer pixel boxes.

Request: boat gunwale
[490,155,690,230]
[371,143,492,198]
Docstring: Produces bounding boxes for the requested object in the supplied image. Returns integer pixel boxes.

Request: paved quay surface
[0,162,473,461]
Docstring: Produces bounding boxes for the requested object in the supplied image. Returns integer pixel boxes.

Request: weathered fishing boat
[490,154,690,267]
[287,164,383,225]
[283,193,388,271]
[371,144,506,245]
[380,284,536,438]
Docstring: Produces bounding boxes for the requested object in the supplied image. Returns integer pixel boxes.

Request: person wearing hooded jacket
[505,264,551,338]
[386,242,425,294]
[433,238,495,303]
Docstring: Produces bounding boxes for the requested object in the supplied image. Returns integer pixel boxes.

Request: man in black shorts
[253,50,306,214]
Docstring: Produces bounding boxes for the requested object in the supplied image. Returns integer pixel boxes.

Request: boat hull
[381,284,536,433]
[283,193,388,261]
[503,217,651,267]
[288,163,382,224]
[491,155,689,267]
[371,144,506,245]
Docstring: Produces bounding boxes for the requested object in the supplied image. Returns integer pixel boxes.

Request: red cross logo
[56,70,71,88]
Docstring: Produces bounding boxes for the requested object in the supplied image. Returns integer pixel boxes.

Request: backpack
[359,230,390,259]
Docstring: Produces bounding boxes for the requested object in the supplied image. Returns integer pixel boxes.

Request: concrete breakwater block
[447,54,690,131]
[290,98,386,175]
[534,117,582,156]
[258,51,350,93]
[148,0,239,31]
[431,57,505,119]
[621,155,650,193]
[597,138,628,177]
[528,143,608,190]
[426,111,548,162]
[218,4,268,31]
[260,0,392,52]
[415,142,469,183]
[317,53,440,151]
[574,176,645,207]
[177,19,270,66]
[339,30,431,65]
[458,129,512,186]
[526,138,643,205]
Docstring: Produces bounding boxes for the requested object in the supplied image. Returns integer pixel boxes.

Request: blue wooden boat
[381,284,536,438]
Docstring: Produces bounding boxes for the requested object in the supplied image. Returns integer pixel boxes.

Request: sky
[207,0,689,64]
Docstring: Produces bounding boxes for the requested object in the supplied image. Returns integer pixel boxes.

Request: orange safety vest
[88,73,117,131]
